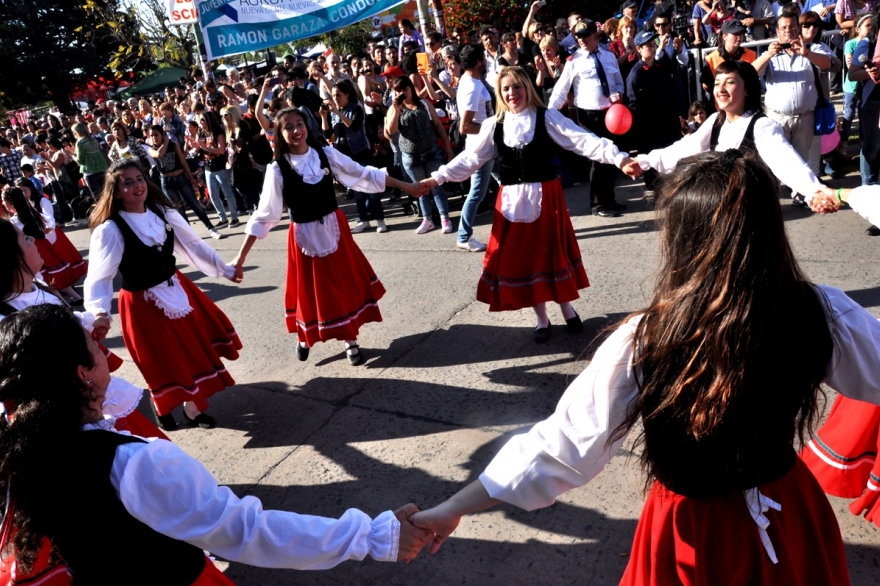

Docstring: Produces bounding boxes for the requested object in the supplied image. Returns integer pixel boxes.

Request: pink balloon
[821,132,840,155]
[605,103,633,135]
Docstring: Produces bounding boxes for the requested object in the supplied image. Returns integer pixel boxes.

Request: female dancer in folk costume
[634,60,838,212]
[410,152,880,585]
[84,160,242,431]
[1,188,84,303]
[0,218,167,586]
[0,305,430,586]
[15,176,88,287]
[798,185,880,527]
[419,66,642,343]
[232,107,423,365]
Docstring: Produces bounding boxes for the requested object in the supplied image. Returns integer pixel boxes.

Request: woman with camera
[386,76,456,235]
[320,80,387,233]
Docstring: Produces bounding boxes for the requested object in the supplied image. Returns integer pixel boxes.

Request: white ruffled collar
[502,108,538,149]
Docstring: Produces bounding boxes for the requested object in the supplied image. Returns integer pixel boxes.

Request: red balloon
[605,103,633,135]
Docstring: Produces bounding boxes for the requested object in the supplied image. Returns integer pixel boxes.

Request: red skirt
[99,342,123,372]
[800,394,880,527]
[50,228,87,283]
[620,458,850,586]
[119,270,241,416]
[115,409,170,441]
[477,179,589,312]
[285,209,385,346]
[34,238,79,291]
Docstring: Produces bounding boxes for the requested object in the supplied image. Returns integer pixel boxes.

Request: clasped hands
[394,502,462,563]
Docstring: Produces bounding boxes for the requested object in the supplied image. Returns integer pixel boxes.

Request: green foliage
[443,0,619,34]
[319,20,376,56]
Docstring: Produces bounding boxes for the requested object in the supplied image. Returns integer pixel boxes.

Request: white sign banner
[167,0,199,25]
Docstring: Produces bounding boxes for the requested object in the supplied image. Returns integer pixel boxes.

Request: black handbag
[231,152,259,191]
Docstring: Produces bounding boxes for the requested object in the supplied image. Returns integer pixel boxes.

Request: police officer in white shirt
[548,20,627,217]
[753,9,832,199]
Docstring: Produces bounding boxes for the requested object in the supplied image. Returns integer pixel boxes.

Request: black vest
[709,112,765,153]
[495,109,558,186]
[112,204,176,292]
[26,430,206,585]
[277,148,338,224]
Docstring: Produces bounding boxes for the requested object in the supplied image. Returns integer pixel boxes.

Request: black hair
[0,219,34,303]
[2,188,45,240]
[460,44,486,70]
[401,51,419,76]
[14,178,42,209]
[715,60,763,114]
[479,25,496,38]
[0,304,97,574]
[332,79,360,105]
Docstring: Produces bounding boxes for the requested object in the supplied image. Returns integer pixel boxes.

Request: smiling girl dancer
[84,161,242,431]
[232,107,422,365]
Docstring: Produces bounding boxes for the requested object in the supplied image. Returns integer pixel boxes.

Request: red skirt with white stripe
[620,458,849,586]
[34,238,79,291]
[284,209,385,346]
[99,342,123,372]
[119,270,241,416]
[477,179,589,312]
[800,394,880,527]
[49,228,87,283]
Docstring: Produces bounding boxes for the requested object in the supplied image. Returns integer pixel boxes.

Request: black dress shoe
[867,225,880,236]
[566,313,583,334]
[296,342,309,361]
[183,411,216,429]
[596,207,622,218]
[533,322,551,343]
[346,344,364,366]
[150,400,177,431]
[791,194,809,208]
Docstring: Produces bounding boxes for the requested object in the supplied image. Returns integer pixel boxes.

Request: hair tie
[720,148,743,169]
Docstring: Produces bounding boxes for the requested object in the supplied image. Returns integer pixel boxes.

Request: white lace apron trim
[500,183,543,223]
[102,376,145,420]
[743,487,783,564]
[143,274,193,319]
[294,212,340,257]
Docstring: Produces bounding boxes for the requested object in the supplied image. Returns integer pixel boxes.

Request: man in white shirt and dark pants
[455,44,497,252]
[548,20,627,217]
[753,10,831,201]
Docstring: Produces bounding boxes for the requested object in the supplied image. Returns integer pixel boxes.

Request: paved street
[67,173,880,585]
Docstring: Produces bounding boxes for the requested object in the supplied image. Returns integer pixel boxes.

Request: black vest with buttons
[25,430,206,585]
[277,147,339,224]
[111,204,176,292]
[495,108,558,186]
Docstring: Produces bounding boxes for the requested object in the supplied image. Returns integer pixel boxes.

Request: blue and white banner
[197,0,405,60]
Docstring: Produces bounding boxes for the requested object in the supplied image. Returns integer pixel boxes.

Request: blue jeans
[457,158,496,243]
[160,172,213,229]
[402,145,448,217]
[860,100,880,185]
[205,167,239,222]
[350,150,384,221]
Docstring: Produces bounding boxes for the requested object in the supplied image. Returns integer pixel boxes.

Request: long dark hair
[88,160,175,231]
[391,76,423,109]
[714,60,763,114]
[610,150,831,472]
[15,177,43,210]
[272,107,327,163]
[0,304,96,573]
[2,189,45,240]
[0,219,34,302]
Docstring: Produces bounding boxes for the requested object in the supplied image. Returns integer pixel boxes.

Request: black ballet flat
[183,411,216,429]
[150,400,177,431]
[566,313,583,335]
[533,322,551,344]
[296,342,310,362]
[346,344,364,366]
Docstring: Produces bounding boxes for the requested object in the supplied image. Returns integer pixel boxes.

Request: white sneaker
[351,221,371,234]
[441,217,454,234]
[376,219,388,233]
[456,237,487,252]
[209,229,225,239]
[415,219,435,234]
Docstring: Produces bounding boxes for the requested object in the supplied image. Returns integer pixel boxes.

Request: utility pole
[431,0,446,36]
[415,0,431,35]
